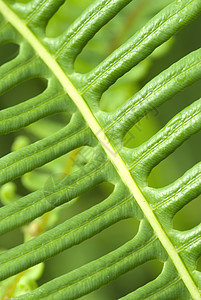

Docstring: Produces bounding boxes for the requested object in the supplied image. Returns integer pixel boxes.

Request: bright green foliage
[0,0,201,299]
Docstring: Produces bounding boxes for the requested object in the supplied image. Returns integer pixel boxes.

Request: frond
[0,0,201,299]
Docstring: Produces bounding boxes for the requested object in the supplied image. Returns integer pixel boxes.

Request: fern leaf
[0,0,201,299]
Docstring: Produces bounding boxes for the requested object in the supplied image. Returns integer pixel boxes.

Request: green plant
[0,0,201,298]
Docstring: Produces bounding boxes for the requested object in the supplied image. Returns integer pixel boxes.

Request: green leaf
[0,0,201,299]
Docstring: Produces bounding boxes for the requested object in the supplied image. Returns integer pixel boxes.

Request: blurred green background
[0,0,201,298]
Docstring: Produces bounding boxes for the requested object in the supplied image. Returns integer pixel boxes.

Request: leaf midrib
[0,1,200,298]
